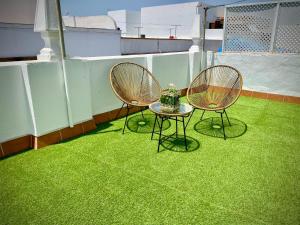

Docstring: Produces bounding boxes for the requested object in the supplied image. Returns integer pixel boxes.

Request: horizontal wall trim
[1,89,299,158]
[121,37,192,41]
[240,90,300,104]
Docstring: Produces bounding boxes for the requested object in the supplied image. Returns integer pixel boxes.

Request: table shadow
[158,135,200,152]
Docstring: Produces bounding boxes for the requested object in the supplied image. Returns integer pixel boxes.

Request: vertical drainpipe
[55,0,74,127]
[201,7,208,70]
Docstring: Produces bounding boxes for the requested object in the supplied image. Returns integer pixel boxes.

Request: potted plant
[160,83,180,113]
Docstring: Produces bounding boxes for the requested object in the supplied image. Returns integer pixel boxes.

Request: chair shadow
[194,117,247,139]
[93,122,123,134]
[154,135,200,153]
[127,113,171,134]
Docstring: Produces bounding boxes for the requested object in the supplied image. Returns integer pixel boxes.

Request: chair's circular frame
[186,64,243,111]
[109,62,162,107]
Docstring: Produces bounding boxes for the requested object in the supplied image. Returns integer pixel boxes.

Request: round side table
[149,102,193,152]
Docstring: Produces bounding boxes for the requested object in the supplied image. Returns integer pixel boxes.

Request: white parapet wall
[121,38,193,55]
[0,23,122,58]
[0,52,202,143]
[0,23,44,58]
[64,27,121,57]
[213,53,300,97]
[1,51,300,144]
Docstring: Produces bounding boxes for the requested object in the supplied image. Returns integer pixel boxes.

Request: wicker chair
[187,65,243,139]
[110,62,161,133]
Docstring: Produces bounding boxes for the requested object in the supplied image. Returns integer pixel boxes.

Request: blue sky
[60,0,262,16]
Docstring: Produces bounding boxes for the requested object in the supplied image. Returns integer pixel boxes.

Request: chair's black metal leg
[183,116,188,151]
[122,104,129,134]
[176,116,178,138]
[141,110,145,120]
[220,112,226,140]
[185,108,195,129]
[224,109,231,126]
[157,117,164,152]
[151,114,157,140]
[115,102,125,119]
[200,110,206,121]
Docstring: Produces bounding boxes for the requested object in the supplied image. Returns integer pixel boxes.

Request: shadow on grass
[61,123,122,144]
[93,122,122,134]
[194,117,247,139]
[152,135,200,153]
[127,113,171,134]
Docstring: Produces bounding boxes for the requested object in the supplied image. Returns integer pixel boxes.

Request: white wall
[26,62,70,135]
[0,23,43,57]
[108,10,141,37]
[151,52,191,89]
[64,27,121,57]
[0,24,197,58]
[0,0,36,24]
[0,24,121,58]
[213,53,300,97]
[126,11,141,37]
[141,2,198,39]
[85,56,147,114]
[121,38,192,54]
[0,52,201,143]
[1,52,300,143]
[108,10,127,35]
[0,64,33,142]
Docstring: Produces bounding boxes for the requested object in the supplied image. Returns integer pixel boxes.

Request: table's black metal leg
[157,117,164,152]
[185,108,195,129]
[220,112,226,140]
[176,116,178,138]
[122,104,129,134]
[224,109,231,126]
[151,114,157,140]
[182,116,188,151]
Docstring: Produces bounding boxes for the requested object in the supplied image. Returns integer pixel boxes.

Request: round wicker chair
[187,65,243,139]
[110,62,161,133]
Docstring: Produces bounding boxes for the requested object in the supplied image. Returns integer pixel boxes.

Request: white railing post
[269,3,280,53]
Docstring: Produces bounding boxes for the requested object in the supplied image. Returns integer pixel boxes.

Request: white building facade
[108,10,141,37]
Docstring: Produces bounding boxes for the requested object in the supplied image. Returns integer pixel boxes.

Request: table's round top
[149,102,193,117]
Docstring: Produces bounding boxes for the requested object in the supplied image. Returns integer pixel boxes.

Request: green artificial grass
[1,96,300,225]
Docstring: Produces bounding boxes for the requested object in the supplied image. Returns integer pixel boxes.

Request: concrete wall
[0,23,43,57]
[0,24,121,58]
[108,10,127,35]
[121,38,192,54]
[108,10,141,37]
[0,0,36,24]
[0,52,202,143]
[1,51,300,143]
[213,53,300,97]
[0,24,199,58]
[126,11,141,37]
[141,2,198,39]
[64,27,121,57]
[0,63,34,142]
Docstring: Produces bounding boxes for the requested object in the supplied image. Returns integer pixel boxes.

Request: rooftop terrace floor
[1,96,299,224]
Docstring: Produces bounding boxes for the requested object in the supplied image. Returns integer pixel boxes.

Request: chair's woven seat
[187,65,243,111]
[110,62,161,107]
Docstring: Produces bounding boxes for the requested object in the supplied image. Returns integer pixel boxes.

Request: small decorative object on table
[160,83,180,113]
